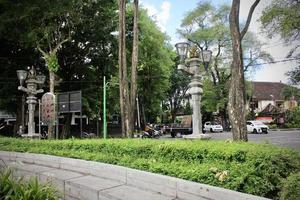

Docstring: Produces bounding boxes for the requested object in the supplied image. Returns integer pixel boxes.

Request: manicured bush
[279,172,300,200]
[0,137,299,199]
[0,169,60,200]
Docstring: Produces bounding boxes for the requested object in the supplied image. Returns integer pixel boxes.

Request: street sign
[41,92,56,125]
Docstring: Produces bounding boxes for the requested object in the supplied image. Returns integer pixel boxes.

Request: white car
[203,122,223,132]
[246,121,269,134]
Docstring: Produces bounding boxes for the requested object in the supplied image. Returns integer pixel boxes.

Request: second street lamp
[175,42,212,139]
[17,66,45,137]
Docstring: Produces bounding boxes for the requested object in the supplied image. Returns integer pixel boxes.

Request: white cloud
[143,3,157,17]
[141,1,171,32]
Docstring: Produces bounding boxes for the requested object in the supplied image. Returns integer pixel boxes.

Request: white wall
[258,100,274,112]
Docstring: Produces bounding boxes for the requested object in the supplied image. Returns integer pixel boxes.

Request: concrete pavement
[0,151,269,200]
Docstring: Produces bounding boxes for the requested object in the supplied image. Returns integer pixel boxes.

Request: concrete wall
[0,151,270,200]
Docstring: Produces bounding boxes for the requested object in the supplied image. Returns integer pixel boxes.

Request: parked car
[246,121,269,134]
[203,121,223,132]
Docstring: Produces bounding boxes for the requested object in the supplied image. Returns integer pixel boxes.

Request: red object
[256,117,273,121]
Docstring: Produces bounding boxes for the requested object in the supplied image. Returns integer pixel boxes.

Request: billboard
[57,91,82,113]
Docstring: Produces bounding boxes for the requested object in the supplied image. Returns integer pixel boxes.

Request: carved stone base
[21,134,40,139]
[183,133,211,140]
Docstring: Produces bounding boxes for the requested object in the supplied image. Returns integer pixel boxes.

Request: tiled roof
[252,82,287,101]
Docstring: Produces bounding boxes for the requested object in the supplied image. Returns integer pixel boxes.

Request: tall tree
[135,9,173,124]
[0,0,77,138]
[228,0,260,141]
[118,0,130,137]
[37,37,70,138]
[0,0,119,137]
[129,0,139,136]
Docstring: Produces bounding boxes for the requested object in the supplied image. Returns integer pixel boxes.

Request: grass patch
[0,169,60,200]
[0,137,299,199]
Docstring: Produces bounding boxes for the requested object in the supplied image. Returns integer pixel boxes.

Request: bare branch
[37,45,47,57]
[52,35,71,54]
[240,0,260,39]
[213,40,222,81]
[244,58,258,72]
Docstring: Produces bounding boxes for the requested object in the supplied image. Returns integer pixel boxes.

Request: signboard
[41,92,56,125]
[57,91,81,113]
[256,117,273,123]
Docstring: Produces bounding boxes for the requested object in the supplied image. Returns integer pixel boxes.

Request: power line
[249,58,300,66]
[259,41,287,50]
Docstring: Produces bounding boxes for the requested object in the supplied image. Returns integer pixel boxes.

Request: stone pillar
[27,96,37,136]
[26,80,38,137]
[184,58,210,139]
[189,75,202,135]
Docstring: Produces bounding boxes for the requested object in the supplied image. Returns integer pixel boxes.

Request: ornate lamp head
[16,70,28,86]
[189,44,200,58]
[201,50,212,71]
[175,42,190,63]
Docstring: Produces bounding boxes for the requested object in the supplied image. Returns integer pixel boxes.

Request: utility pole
[103,76,107,139]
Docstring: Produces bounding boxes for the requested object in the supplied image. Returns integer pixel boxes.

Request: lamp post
[175,42,212,139]
[17,66,45,137]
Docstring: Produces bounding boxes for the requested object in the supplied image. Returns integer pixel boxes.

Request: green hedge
[0,137,299,199]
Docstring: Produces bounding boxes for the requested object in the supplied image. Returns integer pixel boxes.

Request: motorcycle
[141,129,161,138]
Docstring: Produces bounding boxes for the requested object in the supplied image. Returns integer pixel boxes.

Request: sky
[140,0,298,85]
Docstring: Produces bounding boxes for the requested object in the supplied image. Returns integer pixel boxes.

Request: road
[209,130,300,151]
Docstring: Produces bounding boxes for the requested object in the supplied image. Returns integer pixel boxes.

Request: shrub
[268,124,277,129]
[0,168,60,200]
[285,106,300,128]
[279,172,300,200]
[0,137,299,199]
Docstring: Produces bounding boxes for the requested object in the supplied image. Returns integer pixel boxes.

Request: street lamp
[17,66,46,138]
[175,42,212,139]
[16,70,28,86]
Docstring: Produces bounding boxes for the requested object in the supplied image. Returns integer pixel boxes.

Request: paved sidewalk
[0,151,269,200]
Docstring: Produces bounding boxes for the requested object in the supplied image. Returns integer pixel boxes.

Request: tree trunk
[118,0,130,137]
[228,0,260,141]
[61,113,72,139]
[129,0,139,137]
[48,70,55,139]
[228,0,247,141]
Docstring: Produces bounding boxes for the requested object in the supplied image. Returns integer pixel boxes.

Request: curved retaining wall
[0,151,269,200]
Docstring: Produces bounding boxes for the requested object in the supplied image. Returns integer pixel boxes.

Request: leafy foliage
[0,137,299,199]
[286,66,300,85]
[165,57,191,122]
[0,169,60,200]
[132,8,174,122]
[285,106,300,128]
[281,85,300,100]
[279,172,300,200]
[44,52,59,72]
[0,0,119,124]
[260,0,300,42]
